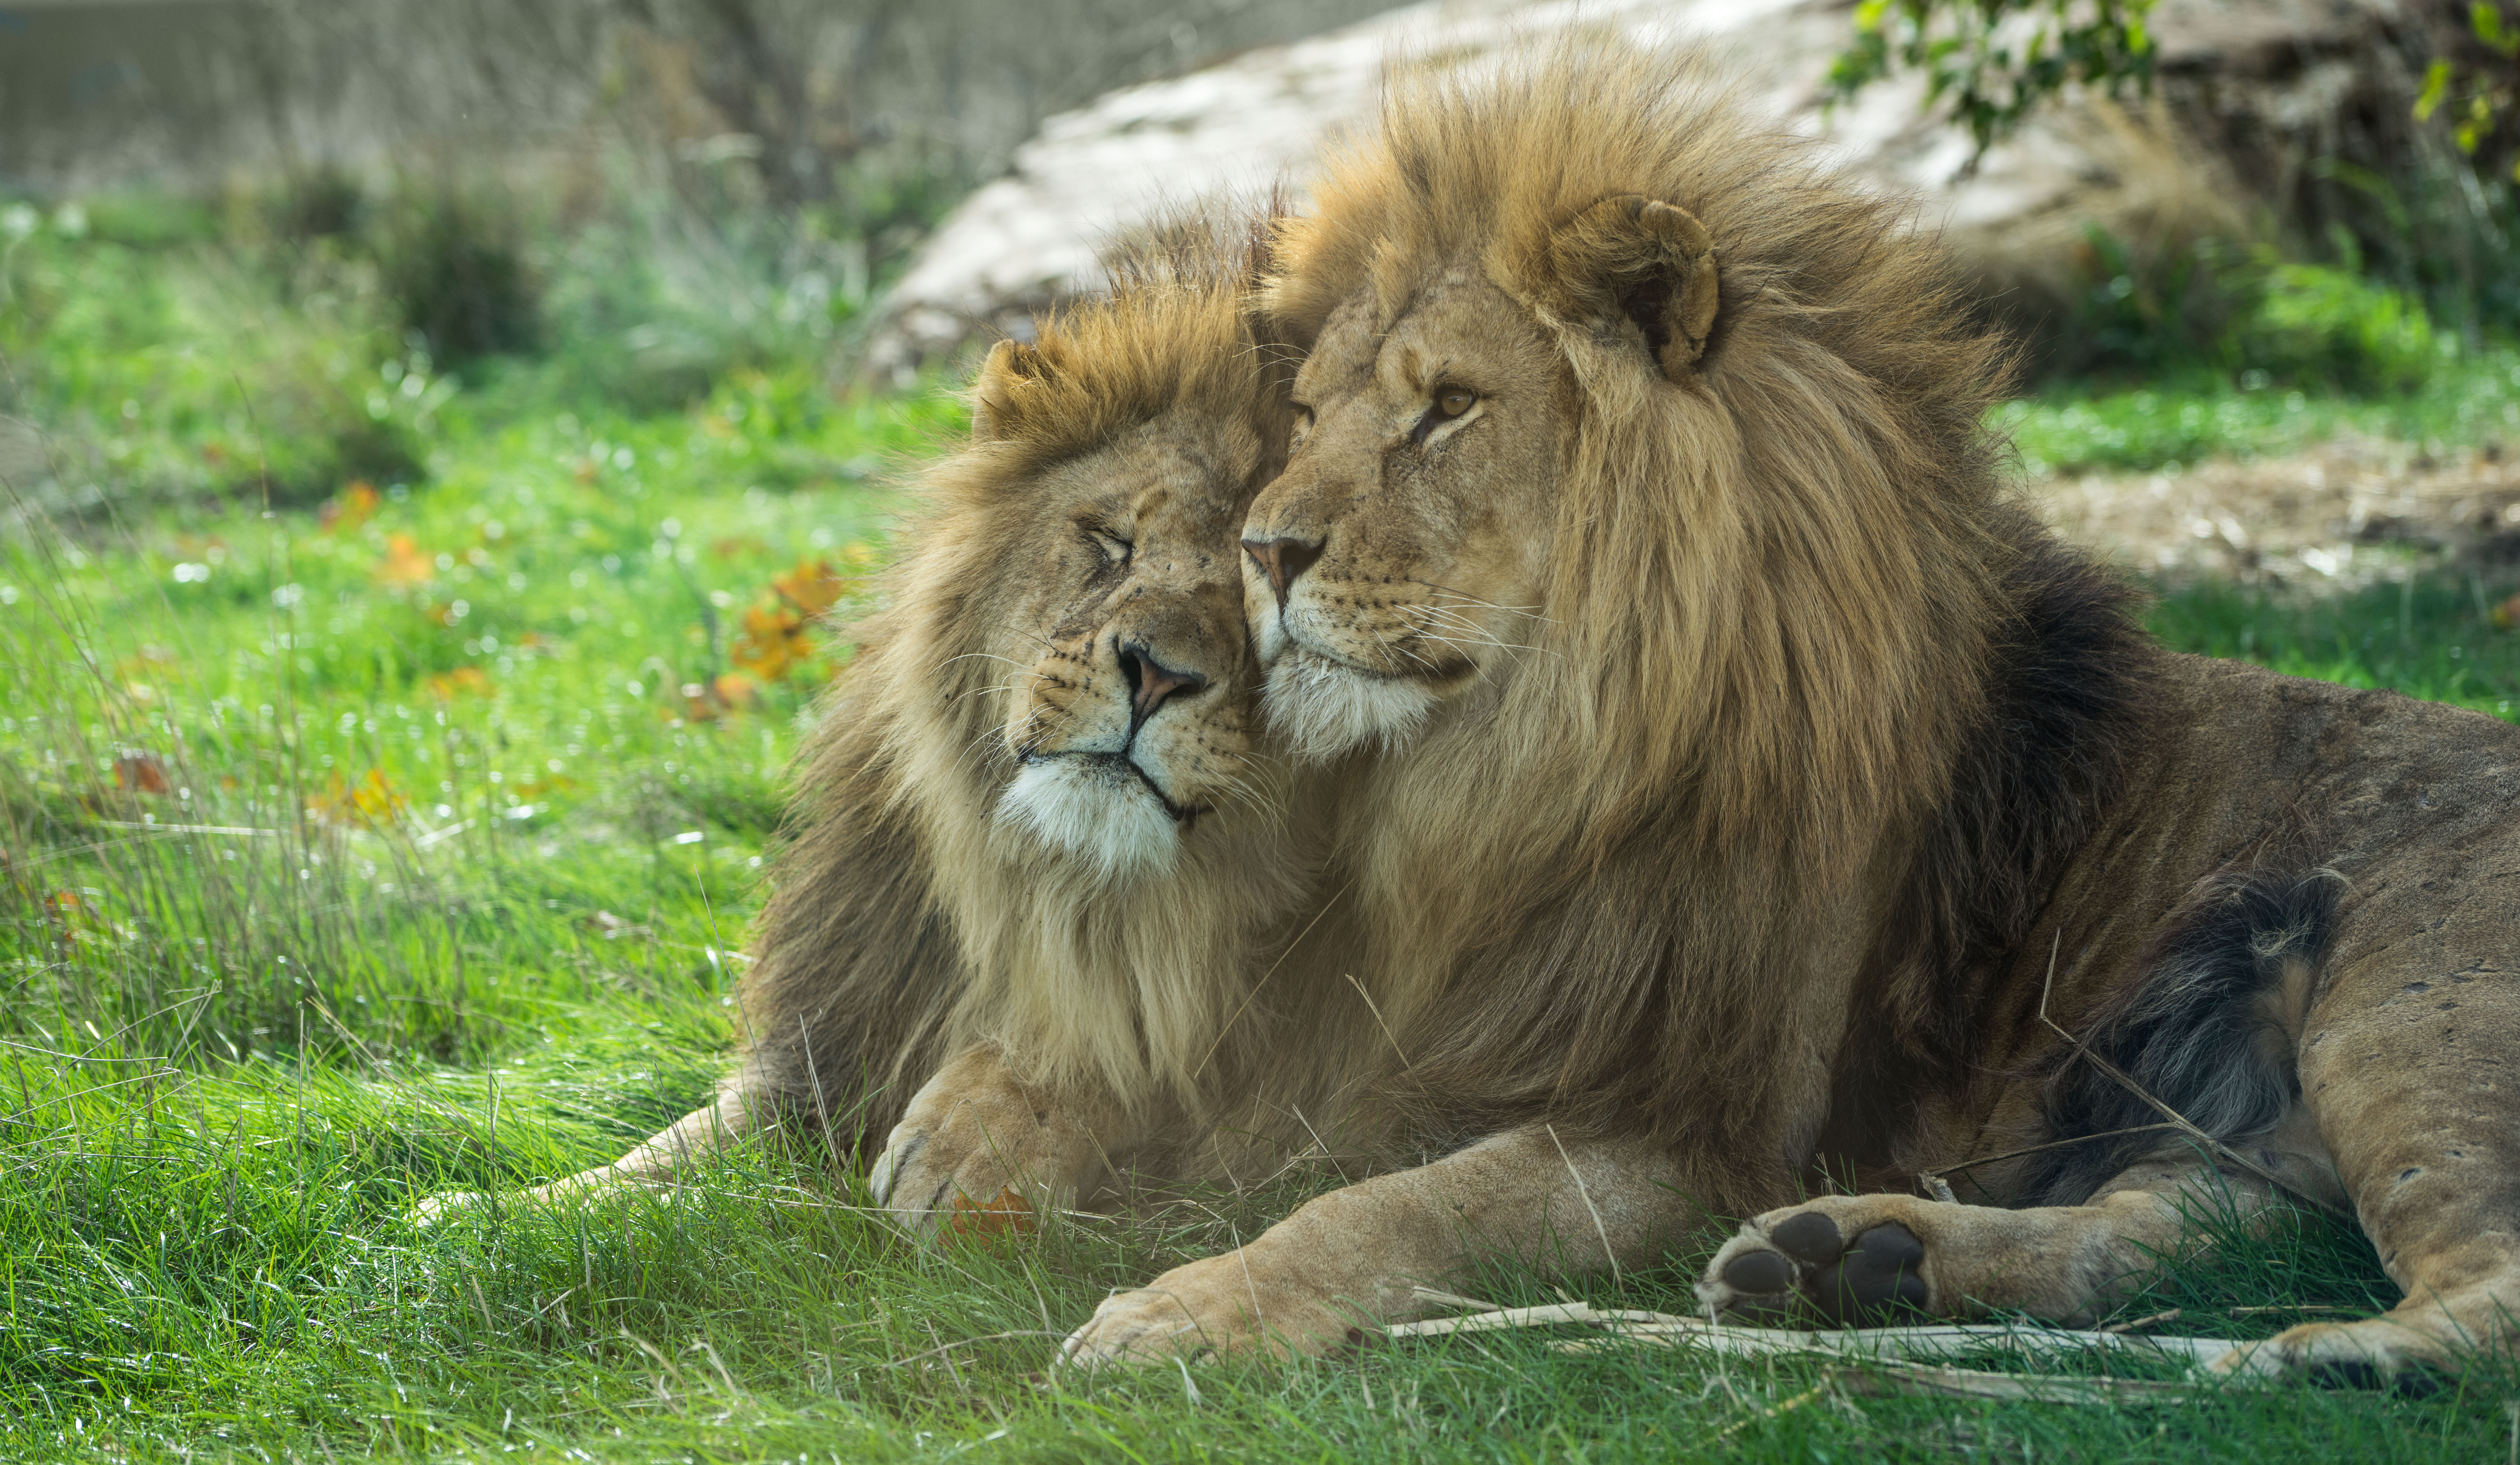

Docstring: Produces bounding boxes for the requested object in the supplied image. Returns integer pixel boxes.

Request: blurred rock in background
[865,0,2459,378]
[2,0,2504,392]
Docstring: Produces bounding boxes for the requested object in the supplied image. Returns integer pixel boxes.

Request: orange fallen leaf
[2493,591,2520,631]
[42,889,91,937]
[729,602,804,681]
[309,768,409,828]
[943,1188,1036,1241]
[113,754,171,794]
[321,480,381,534]
[770,558,849,618]
[711,671,759,709]
[375,533,435,586]
[426,667,492,699]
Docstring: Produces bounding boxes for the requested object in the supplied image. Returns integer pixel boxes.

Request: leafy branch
[1826,0,2158,160]
[2416,3,2520,178]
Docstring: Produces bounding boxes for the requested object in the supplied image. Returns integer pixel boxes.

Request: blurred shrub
[2032,225,2447,394]
[0,203,425,512]
[2311,149,2520,349]
[2044,228,2247,379]
[2239,261,2442,393]
[266,166,367,243]
[371,176,541,365]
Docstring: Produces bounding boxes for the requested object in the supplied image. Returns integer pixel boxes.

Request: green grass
[2003,349,2520,478]
[13,201,2520,1461]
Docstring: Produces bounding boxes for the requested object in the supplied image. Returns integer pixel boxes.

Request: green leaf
[2414,59,2452,122]
[2471,2,2506,48]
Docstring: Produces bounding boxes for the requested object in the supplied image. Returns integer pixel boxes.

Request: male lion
[424,220,1373,1231]
[1064,43,2520,1382]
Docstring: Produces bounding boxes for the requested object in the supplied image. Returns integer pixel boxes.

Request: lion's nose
[1116,641,1206,728]
[1241,535,1325,609]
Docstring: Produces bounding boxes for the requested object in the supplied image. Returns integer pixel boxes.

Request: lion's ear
[1546,194,1720,379]
[971,338,1047,442]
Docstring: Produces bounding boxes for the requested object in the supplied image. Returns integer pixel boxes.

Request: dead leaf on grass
[321,481,381,534]
[426,667,492,700]
[375,533,435,587]
[113,754,172,795]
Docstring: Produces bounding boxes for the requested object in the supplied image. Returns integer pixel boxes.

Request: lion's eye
[1409,387,1478,444]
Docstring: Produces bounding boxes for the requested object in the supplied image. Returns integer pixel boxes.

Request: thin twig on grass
[1394,1293,2250,1368]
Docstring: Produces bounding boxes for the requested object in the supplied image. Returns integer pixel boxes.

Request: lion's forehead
[1124,433,1256,536]
[1301,269,1524,402]
[1296,296,1385,395]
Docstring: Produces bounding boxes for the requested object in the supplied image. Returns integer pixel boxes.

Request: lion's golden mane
[724,224,1352,1155]
[1259,45,2150,1205]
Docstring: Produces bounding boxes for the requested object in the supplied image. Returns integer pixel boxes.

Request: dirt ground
[2027,436,2520,587]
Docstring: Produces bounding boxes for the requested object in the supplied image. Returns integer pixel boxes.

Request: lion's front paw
[1696,1197,1943,1326]
[2212,1316,2456,1391]
[867,1051,1107,1242]
[1056,1251,1366,1369]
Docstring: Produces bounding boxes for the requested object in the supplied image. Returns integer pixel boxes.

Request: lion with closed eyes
[420,216,1386,1233]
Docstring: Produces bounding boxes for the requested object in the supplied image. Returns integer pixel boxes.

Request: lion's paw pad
[1714,1214,1930,1326]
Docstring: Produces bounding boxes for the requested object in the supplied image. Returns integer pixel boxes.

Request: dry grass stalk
[1392,1294,2248,1368]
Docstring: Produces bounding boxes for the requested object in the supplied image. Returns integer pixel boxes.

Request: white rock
[864,0,2402,376]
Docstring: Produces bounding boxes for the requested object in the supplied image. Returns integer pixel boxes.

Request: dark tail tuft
[2025,866,2340,1206]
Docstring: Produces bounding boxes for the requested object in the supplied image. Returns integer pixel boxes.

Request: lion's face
[986,399,1271,881]
[1240,265,1569,761]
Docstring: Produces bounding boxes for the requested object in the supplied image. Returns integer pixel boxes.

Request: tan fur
[1068,40,2021,1366]
[1071,42,2520,1379]
[1251,41,2016,1195]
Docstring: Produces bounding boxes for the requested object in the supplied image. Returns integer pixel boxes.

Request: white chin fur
[1262,653,1441,762]
[995,759,1181,881]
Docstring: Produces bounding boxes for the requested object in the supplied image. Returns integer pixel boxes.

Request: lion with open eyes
[420,219,1387,1233]
[1061,42,2520,1385]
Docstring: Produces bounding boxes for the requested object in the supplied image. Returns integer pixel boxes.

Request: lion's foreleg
[1698,1107,2333,1327]
[1055,1126,1693,1366]
[413,1082,768,1222]
[867,1044,1153,1241]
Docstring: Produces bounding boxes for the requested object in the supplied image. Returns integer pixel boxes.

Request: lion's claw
[868,1049,1108,1242]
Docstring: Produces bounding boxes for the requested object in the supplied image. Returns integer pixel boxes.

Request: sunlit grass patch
[2004,349,2520,477]
[2149,569,2520,723]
